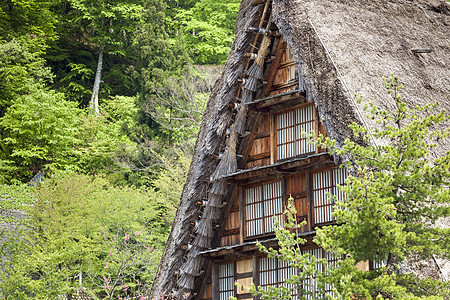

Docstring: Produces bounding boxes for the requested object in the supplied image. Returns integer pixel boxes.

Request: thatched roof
[150,0,449,297]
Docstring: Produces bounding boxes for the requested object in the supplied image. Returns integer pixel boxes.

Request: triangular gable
[150,0,450,298]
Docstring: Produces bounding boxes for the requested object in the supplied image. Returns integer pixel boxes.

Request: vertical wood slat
[270,113,275,165]
[275,105,315,161]
[253,255,260,300]
[315,106,319,154]
[312,168,348,226]
[306,171,313,228]
[234,262,238,297]
[244,181,283,238]
[212,263,219,300]
[218,263,235,300]
[239,188,244,243]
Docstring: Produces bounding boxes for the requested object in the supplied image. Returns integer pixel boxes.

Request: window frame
[272,103,318,162]
[259,256,299,299]
[311,167,348,227]
[242,179,285,240]
[217,262,236,300]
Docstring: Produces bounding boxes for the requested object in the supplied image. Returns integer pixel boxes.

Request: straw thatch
[208,178,227,196]
[150,0,449,297]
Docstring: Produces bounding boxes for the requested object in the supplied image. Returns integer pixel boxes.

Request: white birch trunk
[90,48,103,114]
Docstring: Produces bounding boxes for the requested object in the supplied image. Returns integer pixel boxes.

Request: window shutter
[312,168,347,225]
[276,105,315,161]
[245,181,283,238]
[218,263,235,300]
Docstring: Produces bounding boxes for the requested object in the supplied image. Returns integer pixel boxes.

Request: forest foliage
[0,0,239,298]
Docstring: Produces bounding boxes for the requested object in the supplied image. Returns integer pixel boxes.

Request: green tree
[76,95,139,176]
[0,39,53,118]
[314,75,449,298]
[51,0,147,112]
[0,173,169,299]
[176,0,240,64]
[244,76,450,299]
[0,87,80,183]
[0,0,58,46]
[234,199,334,300]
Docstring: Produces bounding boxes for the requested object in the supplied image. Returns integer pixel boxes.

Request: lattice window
[260,257,298,299]
[276,105,315,161]
[244,181,283,238]
[302,248,343,299]
[370,258,387,270]
[312,168,347,225]
[219,262,235,300]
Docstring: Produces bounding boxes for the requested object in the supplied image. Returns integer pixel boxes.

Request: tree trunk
[90,48,103,114]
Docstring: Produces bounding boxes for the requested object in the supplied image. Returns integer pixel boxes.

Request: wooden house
[150,0,450,299]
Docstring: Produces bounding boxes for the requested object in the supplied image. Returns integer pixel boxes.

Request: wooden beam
[211,263,219,300]
[270,80,298,91]
[236,293,253,299]
[253,255,260,300]
[270,113,275,164]
[253,92,305,110]
[237,0,271,100]
[239,188,245,243]
[247,151,270,162]
[262,38,286,96]
[254,131,270,139]
[223,228,240,236]
[315,106,319,154]
[236,271,253,279]
[278,60,296,68]
[306,171,313,232]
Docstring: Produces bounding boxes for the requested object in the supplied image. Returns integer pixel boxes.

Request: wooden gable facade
[196,38,346,300]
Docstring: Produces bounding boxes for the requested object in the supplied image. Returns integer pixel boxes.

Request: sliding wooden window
[259,257,298,299]
[302,248,343,299]
[369,258,387,270]
[275,105,315,161]
[218,262,235,300]
[244,181,283,238]
[312,168,347,226]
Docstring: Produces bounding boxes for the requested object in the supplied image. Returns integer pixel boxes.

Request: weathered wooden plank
[253,255,260,300]
[236,294,253,300]
[247,151,270,162]
[239,188,244,244]
[223,228,240,236]
[236,271,253,279]
[254,131,270,139]
[315,106,319,154]
[201,283,212,300]
[211,264,219,300]
[306,171,313,232]
[262,38,286,96]
[252,92,305,110]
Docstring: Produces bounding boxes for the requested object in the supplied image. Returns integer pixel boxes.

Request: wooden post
[263,39,286,96]
[239,187,245,243]
[306,171,313,231]
[281,177,287,215]
[270,113,276,164]
[315,106,319,154]
[253,255,260,300]
[211,263,219,300]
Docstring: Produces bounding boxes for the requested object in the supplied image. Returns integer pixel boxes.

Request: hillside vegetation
[0,0,239,298]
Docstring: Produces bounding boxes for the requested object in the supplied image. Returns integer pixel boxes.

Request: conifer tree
[247,76,450,299]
